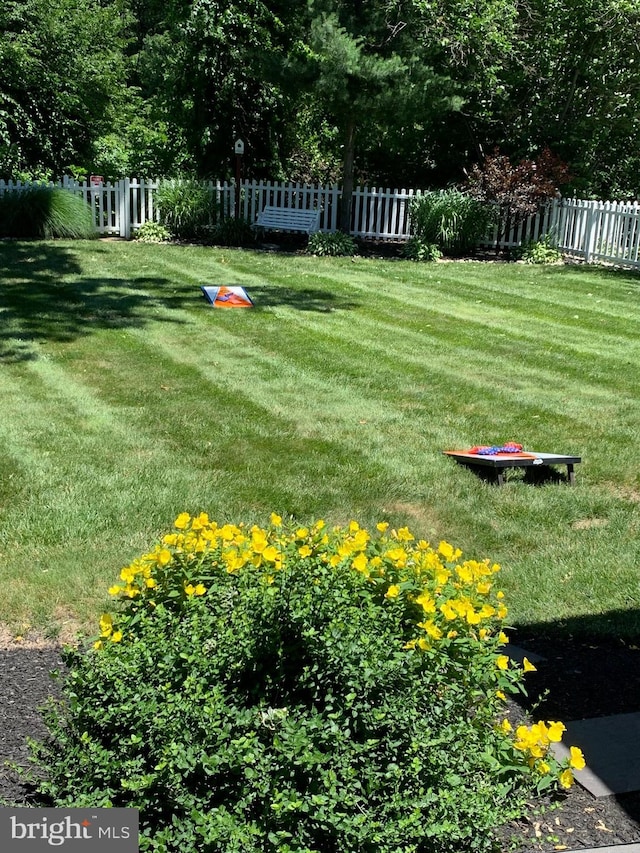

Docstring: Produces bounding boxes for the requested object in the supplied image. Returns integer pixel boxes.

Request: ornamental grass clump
[0,185,96,239]
[29,515,585,853]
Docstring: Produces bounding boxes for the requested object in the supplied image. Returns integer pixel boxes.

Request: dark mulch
[497,628,640,851]
[1,631,639,852]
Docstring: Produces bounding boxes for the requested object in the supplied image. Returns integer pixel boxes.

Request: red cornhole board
[444,447,581,486]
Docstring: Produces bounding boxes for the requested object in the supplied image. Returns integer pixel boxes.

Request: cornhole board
[443,450,581,486]
[201,285,253,308]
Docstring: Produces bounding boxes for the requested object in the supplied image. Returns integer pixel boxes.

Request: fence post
[584,201,599,262]
[118,178,131,239]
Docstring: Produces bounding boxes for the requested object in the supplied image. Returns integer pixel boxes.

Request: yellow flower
[263,545,278,562]
[93,640,103,651]
[110,630,123,643]
[496,690,507,701]
[537,761,551,775]
[466,609,482,625]
[416,591,436,613]
[108,585,122,596]
[417,638,431,650]
[440,601,457,621]
[498,631,509,644]
[403,639,417,650]
[156,549,172,566]
[194,583,206,596]
[174,512,191,530]
[376,521,389,533]
[396,526,414,542]
[418,620,442,640]
[191,512,210,530]
[99,613,113,636]
[270,512,282,527]
[456,564,473,584]
[523,657,537,672]
[298,545,312,558]
[476,581,492,595]
[546,721,567,742]
[251,529,268,553]
[438,541,461,562]
[385,584,401,599]
[385,547,407,566]
[352,552,368,574]
[145,577,157,588]
[500,719,512,733]
[496,655,509,670]
[184,583,196,596]
[569,746,586,770]
[559,769,574,789]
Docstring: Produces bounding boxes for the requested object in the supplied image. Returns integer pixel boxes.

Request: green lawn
[1,239,639,640]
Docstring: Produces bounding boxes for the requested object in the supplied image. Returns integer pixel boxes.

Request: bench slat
[254,205,320,234]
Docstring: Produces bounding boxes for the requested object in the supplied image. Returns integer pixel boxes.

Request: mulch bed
[1,632,639,851]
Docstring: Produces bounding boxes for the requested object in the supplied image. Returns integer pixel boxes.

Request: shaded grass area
[0,239,639,639]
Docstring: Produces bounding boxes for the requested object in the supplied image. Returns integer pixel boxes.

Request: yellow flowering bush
[29,514,584,853]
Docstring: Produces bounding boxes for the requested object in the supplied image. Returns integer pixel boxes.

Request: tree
[125,0,303,179]
[284,0,527,230]
[457,0,640,197]
[0,0,130,179]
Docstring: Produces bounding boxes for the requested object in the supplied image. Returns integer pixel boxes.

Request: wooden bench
[253,205,321,235]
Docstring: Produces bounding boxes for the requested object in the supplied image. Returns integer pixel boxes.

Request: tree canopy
[2,0,640,198]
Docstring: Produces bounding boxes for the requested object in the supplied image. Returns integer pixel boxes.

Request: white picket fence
[1,176,640,268]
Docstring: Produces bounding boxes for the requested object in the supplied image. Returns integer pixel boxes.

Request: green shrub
[408,190,493,256]
[512,234,563,265]
[133,221,172,243]
[402,236,442,262]
[27,514,585,853]
[155,179,216,241]
[210,216,256,247]
[0,185,96,239]
[307,230,357,256]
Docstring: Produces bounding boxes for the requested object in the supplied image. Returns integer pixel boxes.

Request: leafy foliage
[133,221,172,243]
[155,179,216,240]
[27,513,585,853]
[307,231,357,256]
[402,237,442,262]
[0,186,96,238]
[0,0,129,179]
[408,190,493,255]
[512,234,563,264]
[465,148,571,237]
[210,216,256,247]
[493,0,640,198]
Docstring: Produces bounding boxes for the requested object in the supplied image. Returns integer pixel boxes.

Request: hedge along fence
[1,177,639,267]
